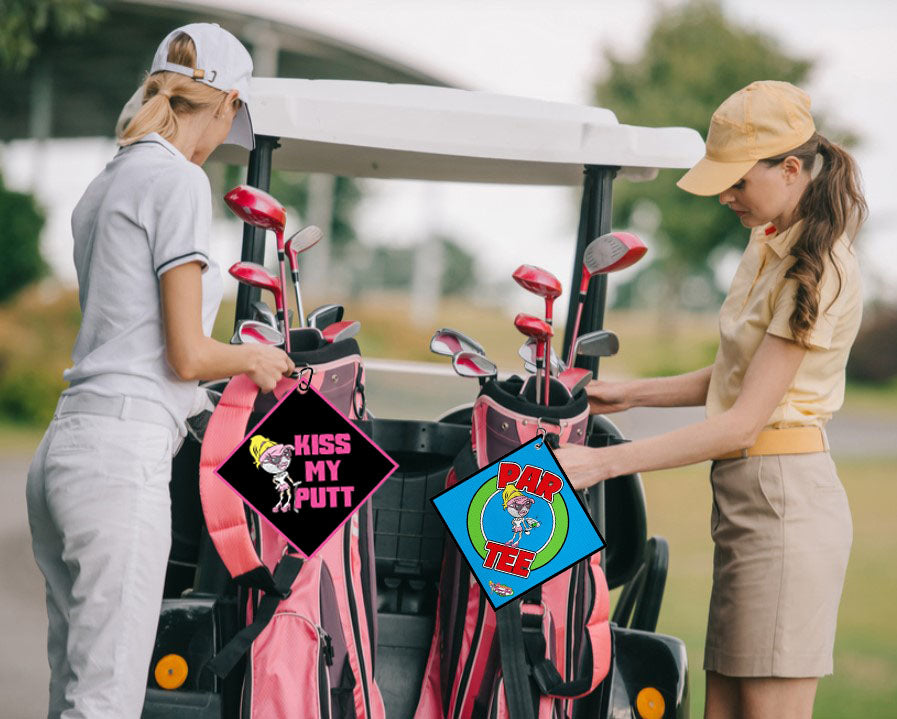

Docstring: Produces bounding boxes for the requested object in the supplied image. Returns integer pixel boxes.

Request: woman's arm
[589,365,714,413]
[160,262,294,392]
[556,334,807,489]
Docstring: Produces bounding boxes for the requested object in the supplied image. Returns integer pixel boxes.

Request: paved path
[2,369,893,716]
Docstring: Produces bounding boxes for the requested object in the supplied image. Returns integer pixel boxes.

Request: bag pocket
[251,612,333,719]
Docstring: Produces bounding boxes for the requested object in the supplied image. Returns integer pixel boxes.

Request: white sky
[3,0,894,308]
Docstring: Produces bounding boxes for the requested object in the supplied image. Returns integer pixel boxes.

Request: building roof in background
[0,0,452,141]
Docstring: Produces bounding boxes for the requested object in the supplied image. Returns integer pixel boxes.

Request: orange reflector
[154,653,188,690]
[636,687,665,719]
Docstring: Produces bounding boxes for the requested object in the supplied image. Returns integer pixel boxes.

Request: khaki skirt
[704,452,852,677]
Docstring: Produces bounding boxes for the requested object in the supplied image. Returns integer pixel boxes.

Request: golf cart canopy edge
[211,78,705,184]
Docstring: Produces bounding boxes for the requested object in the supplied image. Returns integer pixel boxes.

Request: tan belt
[713,426,828,461]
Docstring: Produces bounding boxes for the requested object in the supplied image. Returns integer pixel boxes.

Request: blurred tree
[0,0,106,71]
[0,171,46,303]
[354,237,476,295]
[594,0,842,312]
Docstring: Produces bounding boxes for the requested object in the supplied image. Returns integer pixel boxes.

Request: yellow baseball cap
[677,81,816,196]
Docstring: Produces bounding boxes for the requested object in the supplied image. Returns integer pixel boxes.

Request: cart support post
[562,165,617,370]
[234,135,281,327]
[564,165,616,561]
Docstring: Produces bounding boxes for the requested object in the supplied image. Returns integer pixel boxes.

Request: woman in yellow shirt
[556,81,866,718]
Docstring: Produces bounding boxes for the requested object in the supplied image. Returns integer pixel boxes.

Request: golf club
[322,320,361,344]
[307,303,344,330]
[430,328,486,358]
[224,185,291,351]
[512,264,562,407]
[285,225,324,328]
[228,261,287,344]
[573,329,619,359]
[451,350,498,387]
[518,338,565,376]
[558,367,592,397]
[231,320,285,346]
[513,313,552,405]
[250,300,278,330]
[567,231,646,367]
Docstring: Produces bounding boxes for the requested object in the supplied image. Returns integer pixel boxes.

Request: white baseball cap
[150,23,255,150]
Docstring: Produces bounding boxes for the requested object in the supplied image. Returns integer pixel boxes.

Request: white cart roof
[213,78,705,186]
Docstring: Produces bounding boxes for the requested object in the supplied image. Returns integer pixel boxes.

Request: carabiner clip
[293,366,314,394]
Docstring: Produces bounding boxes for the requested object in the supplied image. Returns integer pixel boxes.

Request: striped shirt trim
[156,250,209,275]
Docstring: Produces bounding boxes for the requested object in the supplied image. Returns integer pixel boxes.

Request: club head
[250,300,277,329]
[229,261,280,292]
[236,320,285,346]
[579,232,647,292]
[512,264,562,301]
[229,261,283,309]
[573,329,619,358]
[513,313,553,345]
[322,320,361,344]
[558,367,592,396]
[430,328,486,357]
[307,304,344,330]
[518,339,564,374]
[224,185,286,237]
[285,225,324,269]
[451,350,497,380]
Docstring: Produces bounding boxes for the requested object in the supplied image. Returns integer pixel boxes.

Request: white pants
[26,401,175,719]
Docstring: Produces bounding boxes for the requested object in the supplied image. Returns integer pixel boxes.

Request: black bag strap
[496,600,537,719]
[205,554,304,678]
[498,586,595,706]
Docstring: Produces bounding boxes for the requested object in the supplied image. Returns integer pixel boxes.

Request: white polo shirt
[62,132,223,437]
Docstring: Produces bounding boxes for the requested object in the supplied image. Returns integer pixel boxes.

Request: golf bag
[198,334,385,719]
[414,375,611,719]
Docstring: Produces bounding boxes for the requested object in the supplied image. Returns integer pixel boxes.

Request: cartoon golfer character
[502,484,538,547]
[250,435,300,513]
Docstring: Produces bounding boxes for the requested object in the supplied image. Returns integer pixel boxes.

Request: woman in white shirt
[26,24,294,718]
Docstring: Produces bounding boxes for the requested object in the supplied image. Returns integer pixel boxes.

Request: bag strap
[496,601,537,719]
[199,373,298,590]
[205,554,304,678]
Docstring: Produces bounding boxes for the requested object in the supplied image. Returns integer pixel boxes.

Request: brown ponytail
[118,32,237,146]
[761,133,868,348]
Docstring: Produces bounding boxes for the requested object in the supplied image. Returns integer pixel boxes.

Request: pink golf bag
[414,375,612,719]
[198,334,385,719]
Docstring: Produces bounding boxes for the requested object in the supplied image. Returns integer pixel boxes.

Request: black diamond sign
[215,384,397,558]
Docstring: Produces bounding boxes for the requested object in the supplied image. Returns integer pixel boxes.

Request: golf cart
[142,78,704,719]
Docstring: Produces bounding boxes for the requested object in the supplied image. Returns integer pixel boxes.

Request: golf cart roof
[213,78,705,185]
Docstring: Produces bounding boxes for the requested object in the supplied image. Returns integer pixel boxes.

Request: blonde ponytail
[118,32,234,146]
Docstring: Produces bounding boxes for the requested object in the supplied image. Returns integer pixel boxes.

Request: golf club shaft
[275,231,291,352]
[566,293,586,367]
[535,350,543,405]
[291,271,306,328]
[544,299,553,408]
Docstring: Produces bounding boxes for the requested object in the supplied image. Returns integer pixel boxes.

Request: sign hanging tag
[432,432,605,609]
[214,371,397,558]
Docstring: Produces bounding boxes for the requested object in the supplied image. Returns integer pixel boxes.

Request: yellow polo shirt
[706,221,862,429]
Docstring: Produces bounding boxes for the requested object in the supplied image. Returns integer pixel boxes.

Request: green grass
[637,457,897,718]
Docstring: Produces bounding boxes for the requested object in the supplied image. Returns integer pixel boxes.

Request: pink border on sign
[212,380,398,559]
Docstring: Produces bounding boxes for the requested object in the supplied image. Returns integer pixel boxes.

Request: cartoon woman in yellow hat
[502,484,536,547]
[250,435,299,513]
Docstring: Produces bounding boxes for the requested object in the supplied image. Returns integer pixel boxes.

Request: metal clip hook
[293,366,314,393]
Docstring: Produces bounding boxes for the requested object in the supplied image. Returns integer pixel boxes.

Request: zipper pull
[322,632,334,666]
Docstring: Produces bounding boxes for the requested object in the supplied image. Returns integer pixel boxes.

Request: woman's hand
[585,379,633,415]
[243,344,295,393]
[554,444,616,490]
